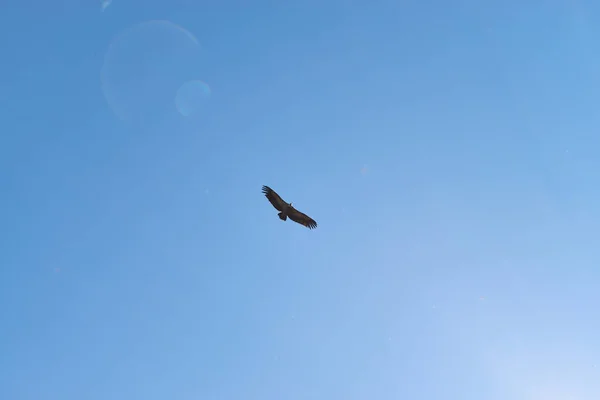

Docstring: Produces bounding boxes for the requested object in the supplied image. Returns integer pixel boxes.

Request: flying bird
[262,185,317,229]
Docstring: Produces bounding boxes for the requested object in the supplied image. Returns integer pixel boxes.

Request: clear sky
[1,1,599,399]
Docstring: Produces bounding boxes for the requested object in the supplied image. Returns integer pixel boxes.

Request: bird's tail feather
[278,212,287,221]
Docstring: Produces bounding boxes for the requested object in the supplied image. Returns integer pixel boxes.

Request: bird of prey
[262,185,318,229]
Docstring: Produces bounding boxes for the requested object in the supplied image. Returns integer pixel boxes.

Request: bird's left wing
[287,207,318,229]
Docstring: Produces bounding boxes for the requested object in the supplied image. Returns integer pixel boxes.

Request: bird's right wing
[262,185,286,211]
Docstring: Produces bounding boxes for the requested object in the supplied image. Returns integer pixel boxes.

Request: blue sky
[1,0,600,399]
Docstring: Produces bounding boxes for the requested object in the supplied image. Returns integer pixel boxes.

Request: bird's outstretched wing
[262,185,286,211]
[287,206,318,229]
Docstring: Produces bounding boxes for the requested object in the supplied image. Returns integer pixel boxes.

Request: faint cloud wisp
[101,0,112,12]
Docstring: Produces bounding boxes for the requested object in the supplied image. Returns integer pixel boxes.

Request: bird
[261,185,317,229]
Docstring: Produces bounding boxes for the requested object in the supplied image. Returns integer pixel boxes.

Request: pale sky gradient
[1,1,599,399]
